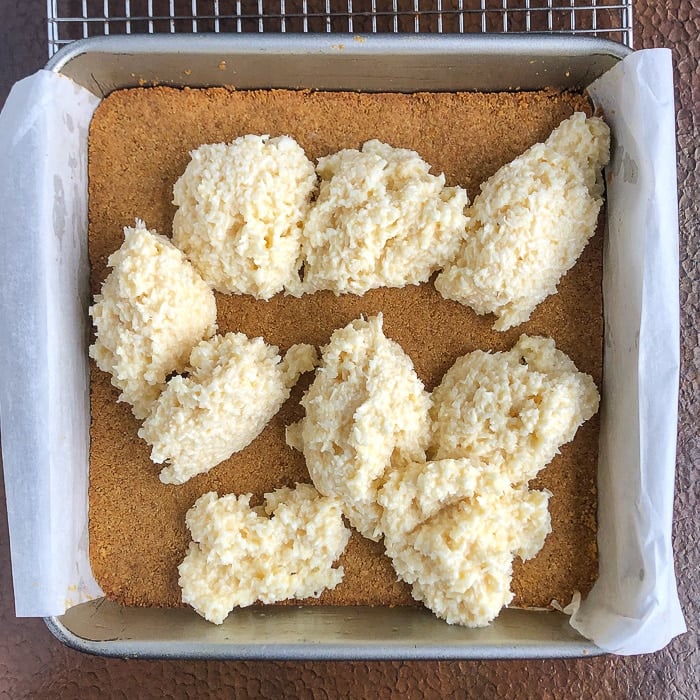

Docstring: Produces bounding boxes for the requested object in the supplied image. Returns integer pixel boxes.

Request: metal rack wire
[47,0,633,57]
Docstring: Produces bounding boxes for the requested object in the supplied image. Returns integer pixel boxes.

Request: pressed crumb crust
[88,87,600,610]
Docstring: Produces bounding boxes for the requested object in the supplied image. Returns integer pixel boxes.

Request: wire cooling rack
[47,0,633,57]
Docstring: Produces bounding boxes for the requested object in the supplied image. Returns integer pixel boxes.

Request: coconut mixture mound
[89,220,217,420]
[139,335,317,485]
[430,334,600,484]
[179,484,350,624]
[172,135,317,299]
[286,313,432,541]
[384,485,552,627]
[296,140,468,296]
[435,112,610,330]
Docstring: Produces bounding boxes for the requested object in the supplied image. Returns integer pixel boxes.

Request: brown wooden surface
[1,1,697,697]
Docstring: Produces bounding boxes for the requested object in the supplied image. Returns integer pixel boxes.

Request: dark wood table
[1,1,697,697]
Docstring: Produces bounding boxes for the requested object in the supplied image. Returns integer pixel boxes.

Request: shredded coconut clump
[89,220,217,419]
[172,135,317,299]
[178,484,350,624]
[288,314,431,540]
[139,334,318,484]
[385,486,551,627]
[430,334,600,484]
[435,113,610,330]
[377,456,551,627]
[296,140,468,296]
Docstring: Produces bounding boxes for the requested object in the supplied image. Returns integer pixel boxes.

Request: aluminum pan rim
[46,33,631,75]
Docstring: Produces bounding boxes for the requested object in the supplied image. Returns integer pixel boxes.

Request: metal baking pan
[43,33,630,659]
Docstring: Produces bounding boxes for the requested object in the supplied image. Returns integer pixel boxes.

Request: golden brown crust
[88,86,599,609]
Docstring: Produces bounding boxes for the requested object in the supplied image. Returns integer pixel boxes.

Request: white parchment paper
[0,70,103,615]
[0,50,685,653]
[576,48,686,654]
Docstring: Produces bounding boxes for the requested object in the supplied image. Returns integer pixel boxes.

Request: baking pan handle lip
[43,614,606,661]
[45,33,632,74]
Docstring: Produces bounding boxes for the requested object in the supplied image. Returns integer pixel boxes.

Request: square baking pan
[36,33,635,659]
